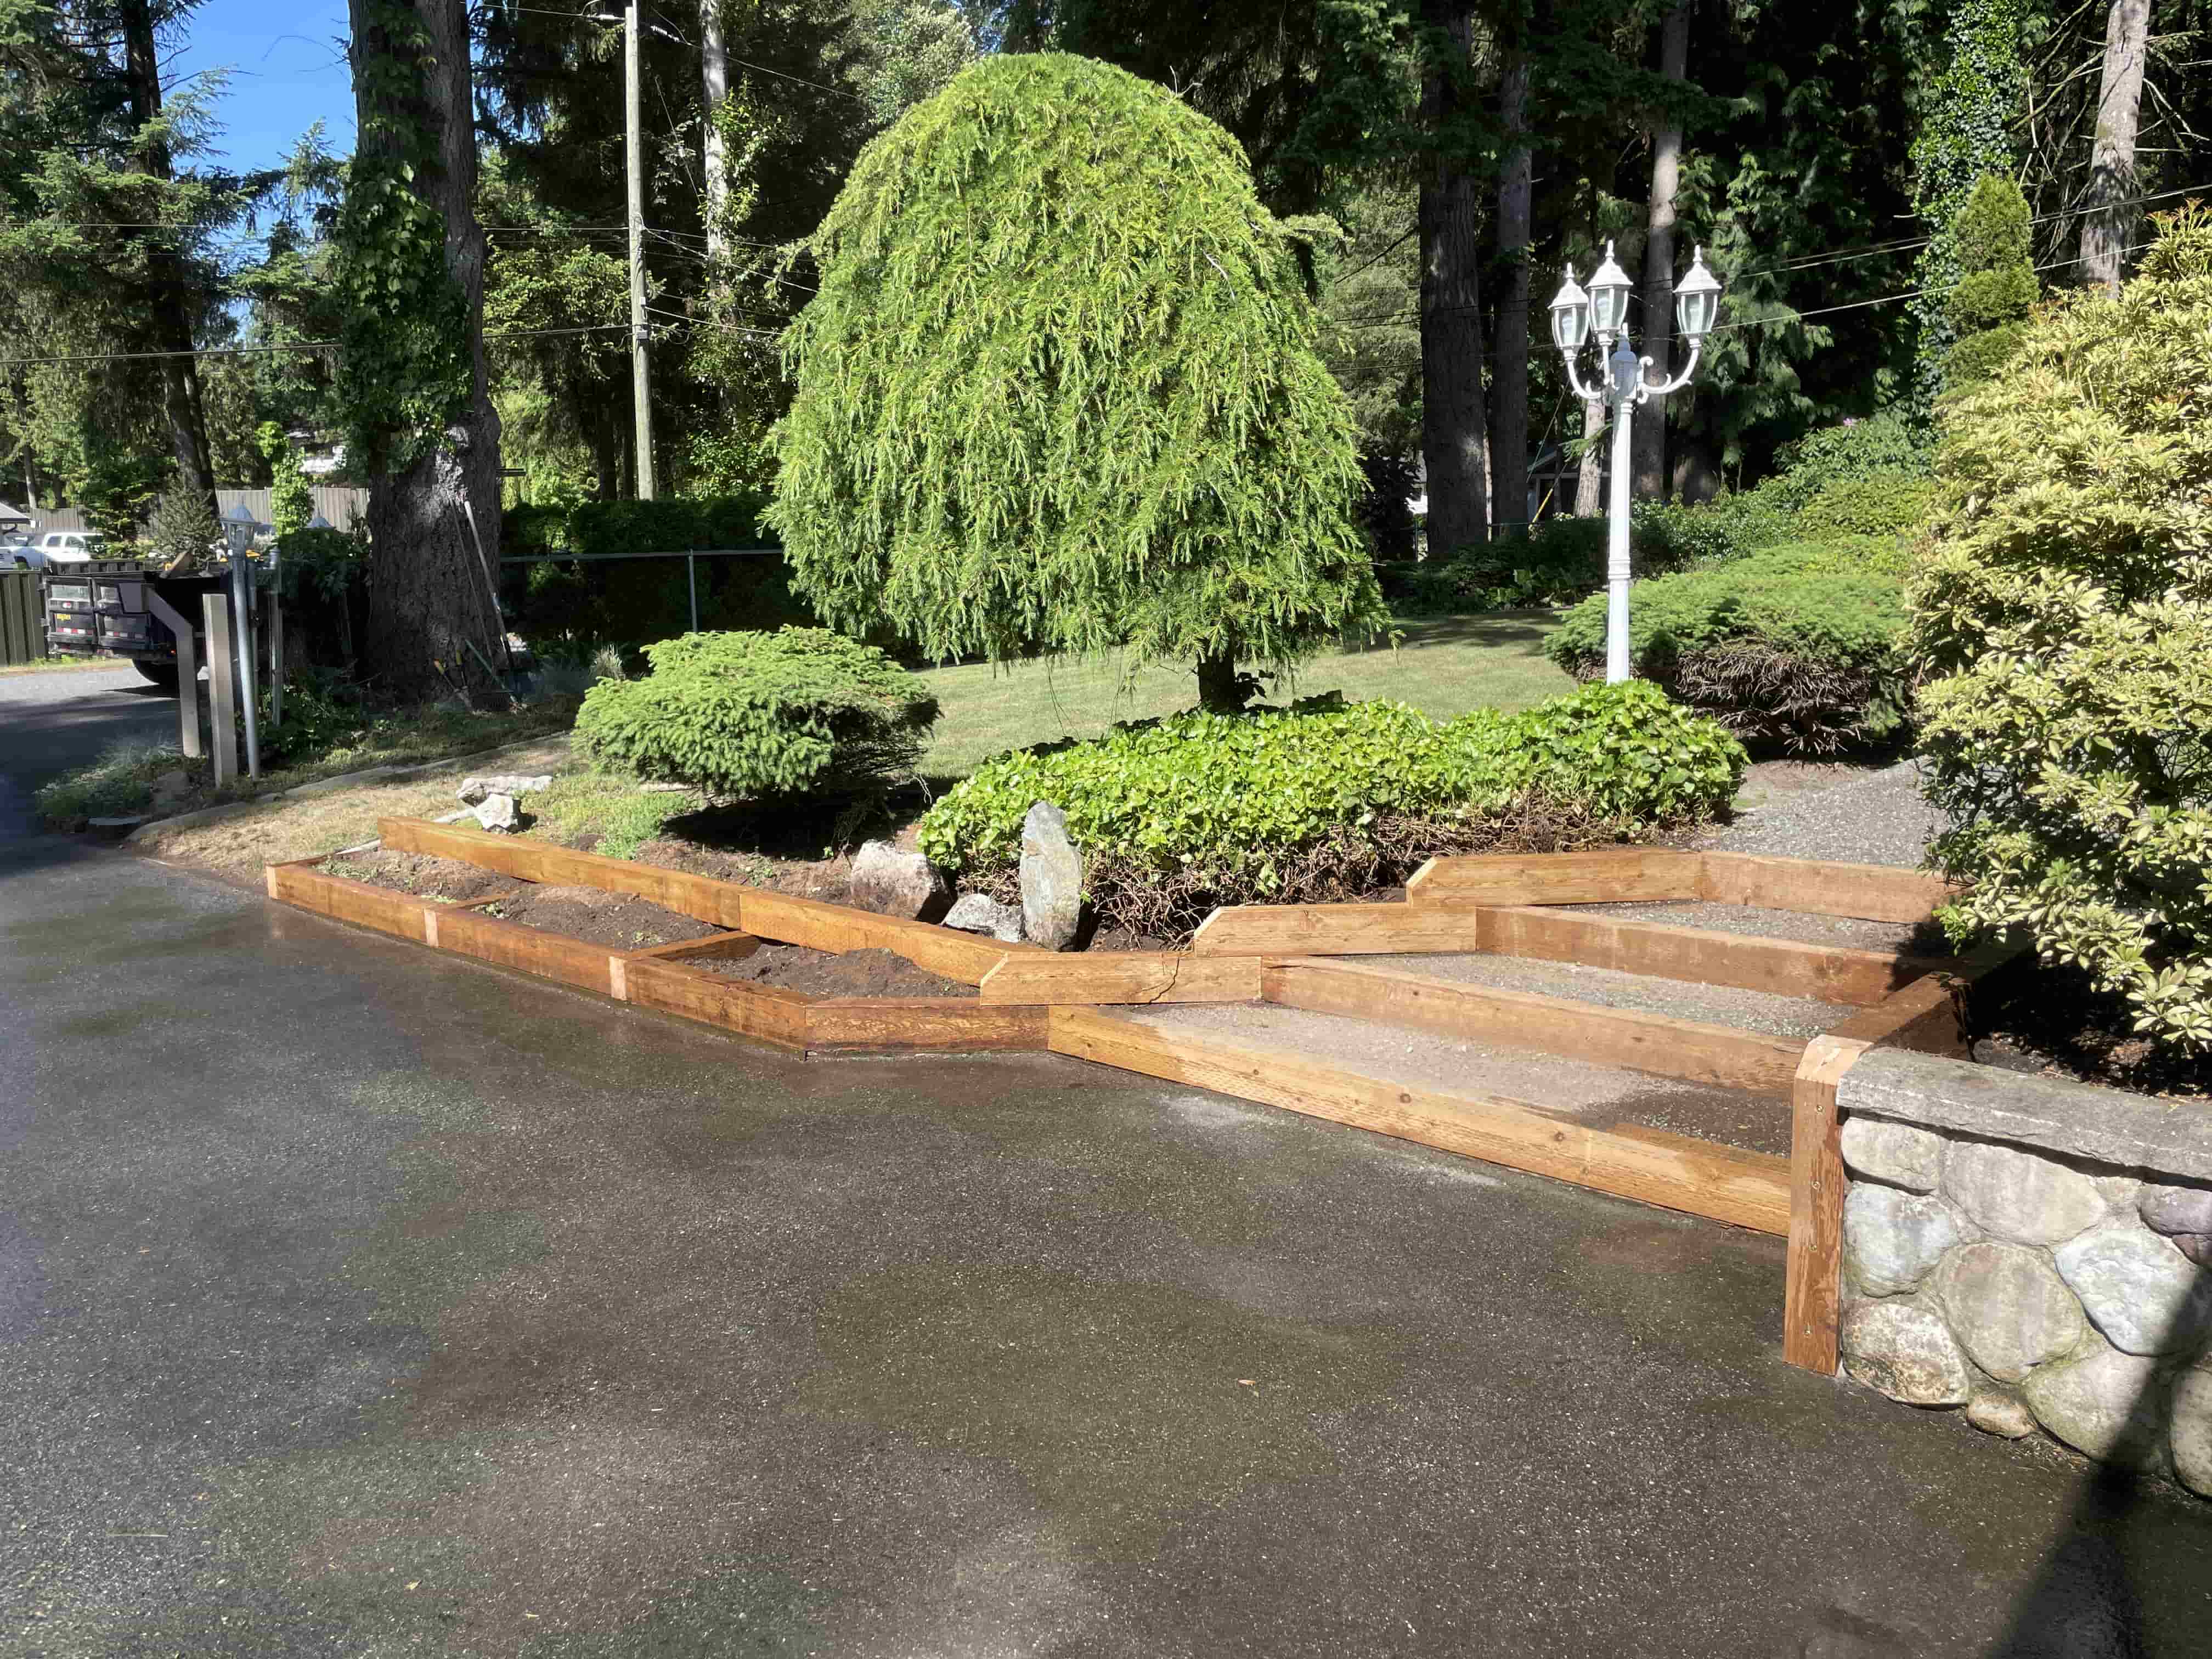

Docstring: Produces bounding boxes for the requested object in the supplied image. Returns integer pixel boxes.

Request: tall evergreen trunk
[1418,0,1490,558]
[1632,0,1689,502]
[117,0,217,517]
[2079,0,2149,294]
[1574,395,1605,517]
[701,0,729,260]
[1492,42,1533,536]
[348,0,505,702]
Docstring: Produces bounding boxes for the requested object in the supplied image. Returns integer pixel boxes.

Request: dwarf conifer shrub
[918,682,1742,936]
[1911,206,2212,1051]
[573,628,939,800]
[765,53,1385,710]
[1546,546,1910,753]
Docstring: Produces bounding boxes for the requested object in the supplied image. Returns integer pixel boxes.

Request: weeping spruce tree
[765,53,1387,711]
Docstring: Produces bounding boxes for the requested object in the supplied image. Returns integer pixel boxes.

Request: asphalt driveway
[0,664,177,837]
[3,681,2210,1655]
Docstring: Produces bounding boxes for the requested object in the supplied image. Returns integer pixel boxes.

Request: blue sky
[172,0,358,174]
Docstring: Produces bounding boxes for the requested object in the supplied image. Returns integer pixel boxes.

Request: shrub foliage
[764,53,1386,706]
[1910,206,2212,1049]
[1547,545,1910,753]
[574,628,939,800]
[918,681,1745,935]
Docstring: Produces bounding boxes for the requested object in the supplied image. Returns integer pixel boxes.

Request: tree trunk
[2079,0,2149,294]
[1418,0,1490,559]
[1574,396,1606,517]
[117,0,217,521]
[1195,651,1255,713]
[1632,0,1689,503]
[1492,44,1533,539]
[702,0,729,261]
[349,0,505,702]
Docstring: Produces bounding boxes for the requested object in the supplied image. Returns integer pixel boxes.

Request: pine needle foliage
[764,53,1387,703]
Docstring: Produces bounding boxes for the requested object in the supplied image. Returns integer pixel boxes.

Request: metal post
[146,590,200,760]
[687,553,698,633]
[267,590,284,728]
[625,0,656,501]
[201,592,237,787]
[230,555,260,778]
[1604,337,1638,685]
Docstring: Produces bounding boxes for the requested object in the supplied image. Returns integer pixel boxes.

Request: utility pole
[625,0,657,499]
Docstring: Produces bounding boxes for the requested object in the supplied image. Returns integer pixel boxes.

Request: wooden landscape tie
[269,828,1999,1376]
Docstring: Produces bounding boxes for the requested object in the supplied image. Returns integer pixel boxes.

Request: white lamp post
[1550,242,1722,684]
[223,501,262,778]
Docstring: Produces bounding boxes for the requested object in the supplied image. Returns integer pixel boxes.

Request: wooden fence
[1,567,42,665]
[29,487,369,536]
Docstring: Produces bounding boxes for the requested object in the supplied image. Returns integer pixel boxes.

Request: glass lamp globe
[1586,241,1634,337]
[1673,246,1724,342]
[1548,268,1591,352]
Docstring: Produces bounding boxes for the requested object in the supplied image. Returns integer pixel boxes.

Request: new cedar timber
[1048,1007,1792,1234]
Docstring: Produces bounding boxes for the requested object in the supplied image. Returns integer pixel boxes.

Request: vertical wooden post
[1784,1034,1870,1374]
[146,590,200,760]
[201,591,237,787]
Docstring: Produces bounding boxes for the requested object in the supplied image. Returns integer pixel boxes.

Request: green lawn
[912,611,1573,778]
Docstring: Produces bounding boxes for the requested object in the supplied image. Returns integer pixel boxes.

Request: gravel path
[1699,759,1944,869]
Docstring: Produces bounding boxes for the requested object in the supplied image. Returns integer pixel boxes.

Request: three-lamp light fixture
[1545,242,1724,685]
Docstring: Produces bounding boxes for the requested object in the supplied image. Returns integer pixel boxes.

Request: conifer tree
[766,53,1386,710]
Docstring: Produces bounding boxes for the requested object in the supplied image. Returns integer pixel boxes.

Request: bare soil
[698,944,975,1000]
[319,849,519,904]
[483,884,719,950]
[1967,960,2212,1102]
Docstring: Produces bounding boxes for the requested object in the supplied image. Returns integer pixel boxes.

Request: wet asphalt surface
[4,666,2212,1656]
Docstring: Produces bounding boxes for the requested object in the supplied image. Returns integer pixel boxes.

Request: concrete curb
[124,733,572,844]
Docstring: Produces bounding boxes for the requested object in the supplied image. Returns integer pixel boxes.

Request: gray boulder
[847,840,947,919]
[1965,1390,2038,1440]
[472,793,521,833]
[2052,1224,2212,1355]
[1019,801,1083,951]
[1933,1241,2086,1383]
[2172,1363,2212,1499]
[458,772,552,804]
[1943,1141,2106,1246]
[2140,1182,2212,1238]
[943,893,1025,943]
[1839,1117,1945,1194]
[1841,1300,1971,1407]
[1844,1185,1967,1296]
[2020,1342,2164,1465]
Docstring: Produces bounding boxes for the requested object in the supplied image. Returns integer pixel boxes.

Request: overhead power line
[0,321,630,371]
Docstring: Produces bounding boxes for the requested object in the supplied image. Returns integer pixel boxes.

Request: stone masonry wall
[1834,1051,2212,1498]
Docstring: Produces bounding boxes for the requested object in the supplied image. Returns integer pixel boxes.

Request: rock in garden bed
[697,944,975,999]
[481,885,720,950]
[319,849,520,904]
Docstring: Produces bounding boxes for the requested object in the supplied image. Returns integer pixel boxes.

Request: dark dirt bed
[319,849,519,904]
[482,885,719,950]
[697,944,975,1000]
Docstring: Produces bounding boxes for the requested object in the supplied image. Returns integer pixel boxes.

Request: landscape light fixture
[1549,242,1723,685]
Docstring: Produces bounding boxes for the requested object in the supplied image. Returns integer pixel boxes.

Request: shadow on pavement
[1986,1254,2208,1656]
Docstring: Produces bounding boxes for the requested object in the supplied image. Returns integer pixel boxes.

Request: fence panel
[1,568,42,666]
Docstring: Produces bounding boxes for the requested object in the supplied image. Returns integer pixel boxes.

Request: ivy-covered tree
[766,53,1386,711]
[1943,173,2036,386]
[338,0,505,698]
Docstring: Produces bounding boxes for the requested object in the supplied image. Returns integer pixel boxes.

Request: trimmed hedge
[918,680,1745,935]
[1545,544,1910,754]
[574,628,938,800]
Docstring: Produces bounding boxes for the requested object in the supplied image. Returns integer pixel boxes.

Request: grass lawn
[912,611,1572,778]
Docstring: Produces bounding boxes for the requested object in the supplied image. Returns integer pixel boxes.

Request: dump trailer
[41,558,228,688]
